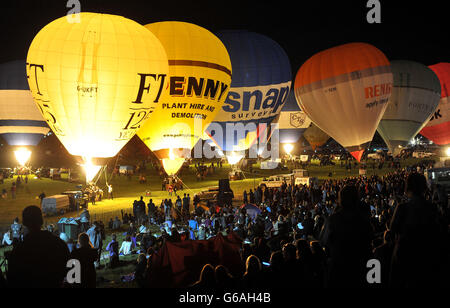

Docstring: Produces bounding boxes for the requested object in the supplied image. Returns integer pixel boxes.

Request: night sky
[0,0,447,73]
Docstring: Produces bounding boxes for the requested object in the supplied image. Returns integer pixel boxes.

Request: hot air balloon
[377,60,441,155]
[0,60,50,166]
[273,90,311,155]
[420,63,450,146]
[26,13,169,181]
[206,30,292,163]
[294,43,393,162]
[303,123,330,150]
[137,22,232,176]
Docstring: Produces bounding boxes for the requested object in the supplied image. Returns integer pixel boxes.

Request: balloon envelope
[303,123,330,150]
[377,60,441,155]
[0,60,49,146]
[137,22,232,175]
[206,30,291,155]
[294,43,393,161]
[273,90,311,145]
[420,63,450,145]
[26,13,169,159]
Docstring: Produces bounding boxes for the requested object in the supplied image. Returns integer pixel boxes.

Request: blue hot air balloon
[0,60,49,146]
[206,31,292,161]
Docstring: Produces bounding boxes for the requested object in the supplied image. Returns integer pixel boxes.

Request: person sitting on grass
[119,235,133,256]
[105,234,119,268]
[134,253,148,288]
[2,230,12,246]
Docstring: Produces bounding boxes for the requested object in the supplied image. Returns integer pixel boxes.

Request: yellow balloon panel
[26,13,169,159]
[138,22,232,168]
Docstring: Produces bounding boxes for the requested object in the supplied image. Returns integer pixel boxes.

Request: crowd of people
[0,162,449,288]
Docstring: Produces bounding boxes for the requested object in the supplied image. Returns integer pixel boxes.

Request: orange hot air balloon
[303,123,330,150]
[294,43,393,162]
[420,63,450,145]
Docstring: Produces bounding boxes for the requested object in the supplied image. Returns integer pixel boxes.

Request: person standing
[69,232,98,288]
[80,209,90,233]
[107,184,113,200]
[86,222,103,268]
[38,192,46,205]
[11,182,16,199]
[10,217,22,242]
[320,185,373,288]
[389,173,447,288]
[7,206,70,288]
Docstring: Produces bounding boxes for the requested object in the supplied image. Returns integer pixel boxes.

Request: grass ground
[0,158,423,229]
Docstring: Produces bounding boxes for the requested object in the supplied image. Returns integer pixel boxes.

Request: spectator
[7,206,70,288]
[119,235,133,256]
[2,230,12,246]
[69,232,98,288]
[215,265,236,288]
[80,209,90,232]
[320,185,373,288]
[105,234,119,268]
[242,255,264,288]
[134,253,147,288]
[190,264,216,288]
[86,222,103,268]
[10,217,22,242]
[389,173,447,288]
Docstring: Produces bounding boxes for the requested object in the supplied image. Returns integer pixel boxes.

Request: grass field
[0,158,424,230]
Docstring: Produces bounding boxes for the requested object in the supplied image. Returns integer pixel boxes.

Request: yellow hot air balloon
[137,22,232,176]
[26,13,168,180]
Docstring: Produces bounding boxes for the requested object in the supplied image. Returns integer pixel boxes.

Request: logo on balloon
[222,84,290,120]
[290,112,306,128]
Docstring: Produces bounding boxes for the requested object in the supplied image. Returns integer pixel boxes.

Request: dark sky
[0,0,447,74]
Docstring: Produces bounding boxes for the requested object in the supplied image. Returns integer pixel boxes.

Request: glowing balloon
[377,60,441,155]
[303,123,330,150]
[137,22,232,176]
[0,60,49,147]
[206,30,292,157]
[294,43,393,161]
[274,90,311,146]
[26,13,169,162]
[420,63,450,145]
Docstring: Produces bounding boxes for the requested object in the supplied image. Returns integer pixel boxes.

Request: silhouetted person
[190,264,216,288]
[7,206,70,288]
[69,232,97,288]
[373,230,394,288]
[389,173,446,288]
[215,265,236,288]
[320,185,373,288]
[264,251,284,288]
[242,255,264,288]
